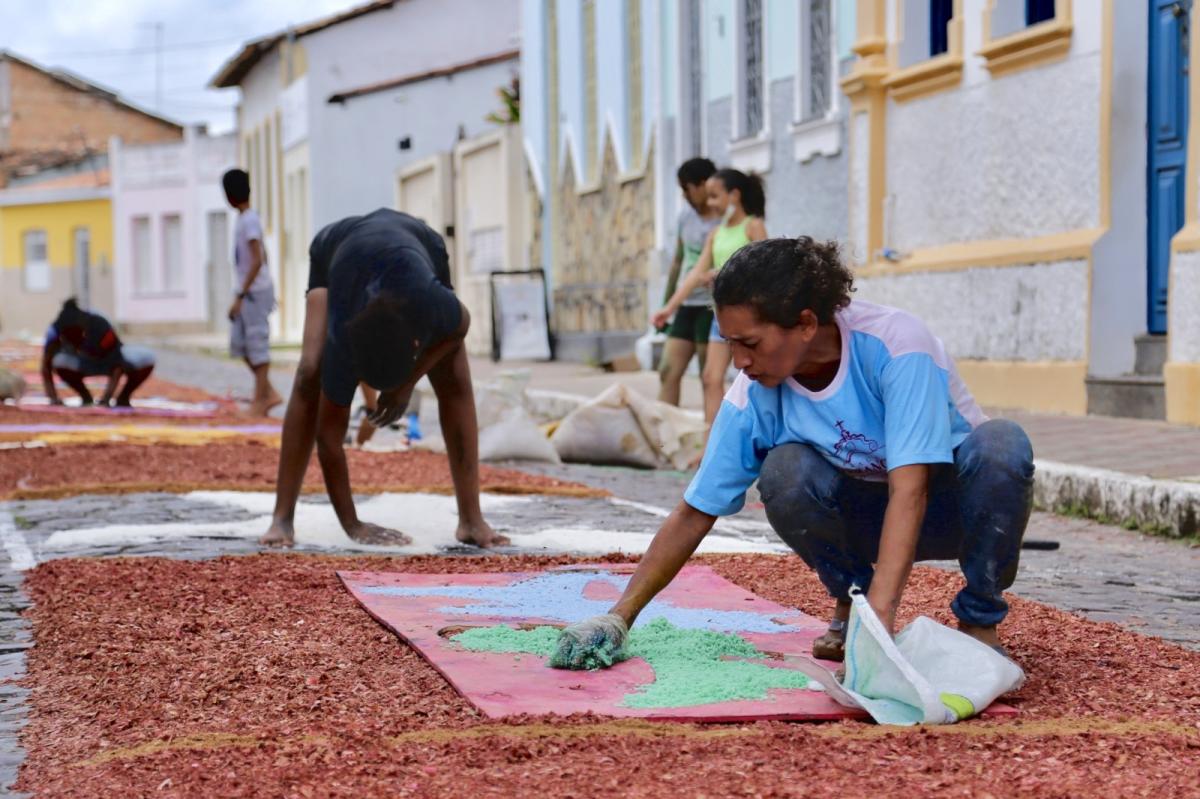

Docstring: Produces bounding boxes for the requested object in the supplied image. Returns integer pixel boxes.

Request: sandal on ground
[812,618,847,662]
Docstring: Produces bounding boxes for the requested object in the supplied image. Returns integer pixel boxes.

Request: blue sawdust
[362,571,796,633]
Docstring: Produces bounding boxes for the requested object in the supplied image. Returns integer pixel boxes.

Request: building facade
[0,50,181,337]
[521,0,853,363]
[210,0,521,342]
[110,130,239,336]
[0,51,181,187]
[0,169,113,337]
[840,1,1191,421]
[1166,0,1200,425]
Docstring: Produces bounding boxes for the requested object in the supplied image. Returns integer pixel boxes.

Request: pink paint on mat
[340,565,1019,723]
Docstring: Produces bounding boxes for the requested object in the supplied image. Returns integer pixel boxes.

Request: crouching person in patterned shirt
[552,237,1034,669]
[41,298,156,408]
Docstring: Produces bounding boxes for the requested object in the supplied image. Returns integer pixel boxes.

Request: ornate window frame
[730,0,772,173]
[675,0,707,160]
[791,0,842,163]
[883,0,965,103]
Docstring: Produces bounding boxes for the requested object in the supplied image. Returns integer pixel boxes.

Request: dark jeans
[758,419,1034,627]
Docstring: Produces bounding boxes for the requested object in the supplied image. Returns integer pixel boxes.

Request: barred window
[806,0,832,121]
[686,2,703,156]
[741,0,764,137]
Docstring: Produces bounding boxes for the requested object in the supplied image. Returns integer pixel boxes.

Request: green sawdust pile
[451,619,810,708]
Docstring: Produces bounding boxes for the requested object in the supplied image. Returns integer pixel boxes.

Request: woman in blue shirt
[555,237,1034,667]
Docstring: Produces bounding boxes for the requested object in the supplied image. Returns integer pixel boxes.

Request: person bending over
[41,299,156,408]
[555,237,1033,669]
[260,208,509,549]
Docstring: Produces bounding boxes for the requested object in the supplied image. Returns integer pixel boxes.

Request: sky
[0,0,357,134]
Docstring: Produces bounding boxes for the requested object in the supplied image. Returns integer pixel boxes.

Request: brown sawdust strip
[15,554,1200,798]
[0,443,602,500]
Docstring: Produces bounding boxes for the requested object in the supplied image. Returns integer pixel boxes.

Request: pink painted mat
[339,564,1018,723]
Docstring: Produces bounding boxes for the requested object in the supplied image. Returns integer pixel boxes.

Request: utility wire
[22,34,250,60]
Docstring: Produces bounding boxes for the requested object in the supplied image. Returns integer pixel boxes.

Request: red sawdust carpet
[0,443,603,500]
[15,554,1200,798]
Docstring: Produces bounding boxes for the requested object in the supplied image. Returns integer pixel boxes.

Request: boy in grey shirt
[223,169,281,417]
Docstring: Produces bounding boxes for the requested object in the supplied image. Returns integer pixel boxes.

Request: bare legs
[657,338,706,407]
[246,359,282,417]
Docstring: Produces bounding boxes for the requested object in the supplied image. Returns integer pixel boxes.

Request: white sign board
[492,273,551,361]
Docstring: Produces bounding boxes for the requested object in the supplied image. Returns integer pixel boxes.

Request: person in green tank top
[653,168,767,433]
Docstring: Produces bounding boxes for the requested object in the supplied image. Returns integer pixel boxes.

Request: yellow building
[0,168,113,337]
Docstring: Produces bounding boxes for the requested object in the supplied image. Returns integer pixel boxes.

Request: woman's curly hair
[712,237,854,326]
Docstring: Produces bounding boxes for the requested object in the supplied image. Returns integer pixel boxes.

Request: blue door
[1148,1,1191,334]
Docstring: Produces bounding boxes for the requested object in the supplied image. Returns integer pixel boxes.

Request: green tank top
[712,217,753,272]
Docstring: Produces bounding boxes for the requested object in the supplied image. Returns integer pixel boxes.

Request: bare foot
[958,622,1004,650]
[345,520,413,546]
[259,519,295,548]
[455,521,510,548]
[249,395,283,418]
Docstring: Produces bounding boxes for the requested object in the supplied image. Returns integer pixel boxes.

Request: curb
[1034,459,1200,538]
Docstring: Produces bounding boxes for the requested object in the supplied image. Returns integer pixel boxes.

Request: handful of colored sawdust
[451,618,810,708]
[549,613,630,670]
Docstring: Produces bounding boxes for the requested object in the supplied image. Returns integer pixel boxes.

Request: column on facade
[839,0,888,264]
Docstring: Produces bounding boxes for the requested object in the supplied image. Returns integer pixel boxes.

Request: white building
[109,130,238,335]
[519,0,854,363]
[210,0,521,343]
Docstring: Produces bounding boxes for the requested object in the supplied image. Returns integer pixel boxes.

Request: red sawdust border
[13,553,1200,798]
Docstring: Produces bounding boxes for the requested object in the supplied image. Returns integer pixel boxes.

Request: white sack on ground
[0,368,27,401]
[550,383,705,470]
[415,376,560,463]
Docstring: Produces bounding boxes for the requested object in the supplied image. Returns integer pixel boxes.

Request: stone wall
[526,161,544,272]
[552,131,655,361]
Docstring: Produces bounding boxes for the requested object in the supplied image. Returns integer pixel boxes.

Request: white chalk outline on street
[0,511,36,572]
[34,491,787,557]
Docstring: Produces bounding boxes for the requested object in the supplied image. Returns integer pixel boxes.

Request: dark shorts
[667,305,715,343]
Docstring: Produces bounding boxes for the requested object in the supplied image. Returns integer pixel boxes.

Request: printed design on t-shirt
[832,420,886,476]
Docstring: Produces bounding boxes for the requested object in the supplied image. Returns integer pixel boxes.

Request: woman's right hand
[651,308,672,330]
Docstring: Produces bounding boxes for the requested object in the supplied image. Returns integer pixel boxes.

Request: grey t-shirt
[678,205,721,307]
[234,209,272,294]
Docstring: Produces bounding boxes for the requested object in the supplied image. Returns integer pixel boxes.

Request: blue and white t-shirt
[684,300,987,517]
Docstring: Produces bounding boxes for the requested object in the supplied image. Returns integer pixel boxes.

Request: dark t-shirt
[45,310,122,364]
[307,208,462,406]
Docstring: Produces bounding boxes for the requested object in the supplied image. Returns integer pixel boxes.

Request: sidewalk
[150,342,1200,538]
[471,359,1200,538]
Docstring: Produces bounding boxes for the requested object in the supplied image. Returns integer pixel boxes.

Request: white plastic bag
[826,589,1026,725]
